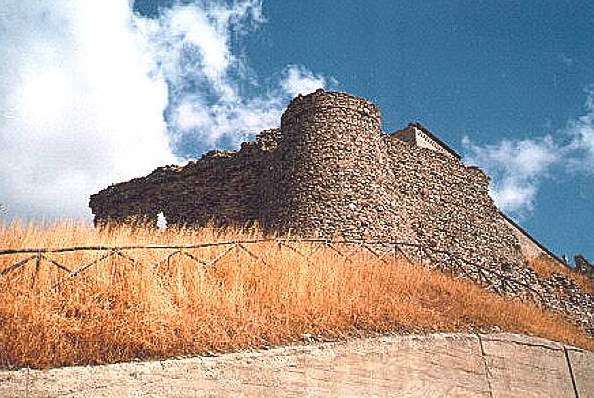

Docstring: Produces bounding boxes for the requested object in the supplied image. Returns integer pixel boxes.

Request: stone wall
[89,90,593,332]
[257,90,523,274]
[260,91,391,239]
[392,123,458,159]
[503,212,566,265]
[91,90,525,270]
[2,333,592,397]
[90,128,281,228]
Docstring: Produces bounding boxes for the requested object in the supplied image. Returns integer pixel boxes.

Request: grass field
[0,222,592,369]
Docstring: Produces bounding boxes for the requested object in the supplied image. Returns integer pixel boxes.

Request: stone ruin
[89,90,553,268]
[575,255,594,277]
[90,90,593,332]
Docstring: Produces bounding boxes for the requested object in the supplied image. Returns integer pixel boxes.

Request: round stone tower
[260,89,392,238]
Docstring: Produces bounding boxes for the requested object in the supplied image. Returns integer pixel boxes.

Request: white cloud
[565,86,594,172]
[0,1,175,221]
[142,2,332,154]
[0,0,333,221]
[462,136,559,215]
[281,65,327,97]
[463,87,594,216]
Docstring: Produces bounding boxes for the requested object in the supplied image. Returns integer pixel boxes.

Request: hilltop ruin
[90,90,593,332]
[90,90,555,268]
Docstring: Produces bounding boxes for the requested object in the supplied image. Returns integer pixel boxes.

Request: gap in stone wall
[157,212,167,230]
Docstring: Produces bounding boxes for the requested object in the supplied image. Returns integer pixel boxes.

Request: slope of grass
[0,221,592,369]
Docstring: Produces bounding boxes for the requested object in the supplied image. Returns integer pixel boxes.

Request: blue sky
[1,1,592,260]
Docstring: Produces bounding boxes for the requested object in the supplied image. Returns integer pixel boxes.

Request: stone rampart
[89,90,593,332]
[261,91,389,238]
[90,129,280,228]
[90,90,525,272]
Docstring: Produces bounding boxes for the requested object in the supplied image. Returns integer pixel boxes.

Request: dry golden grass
[0,221,592,369]
[527,254,594,294]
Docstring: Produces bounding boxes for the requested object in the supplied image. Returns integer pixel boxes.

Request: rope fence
[0,238,543,302]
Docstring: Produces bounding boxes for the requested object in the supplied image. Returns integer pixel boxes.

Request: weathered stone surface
[88,90,593,333]
[568,348,594,398]
[479,333,575,398]
[1,333,591,398]
[575,255,594,277]
[90,90,520,275]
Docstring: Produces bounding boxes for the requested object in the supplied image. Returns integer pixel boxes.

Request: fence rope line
[0,254,37,276]
[0,239,451,256]
[0,238,542,301]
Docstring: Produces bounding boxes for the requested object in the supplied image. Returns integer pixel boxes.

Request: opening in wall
[156,212,167,230]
